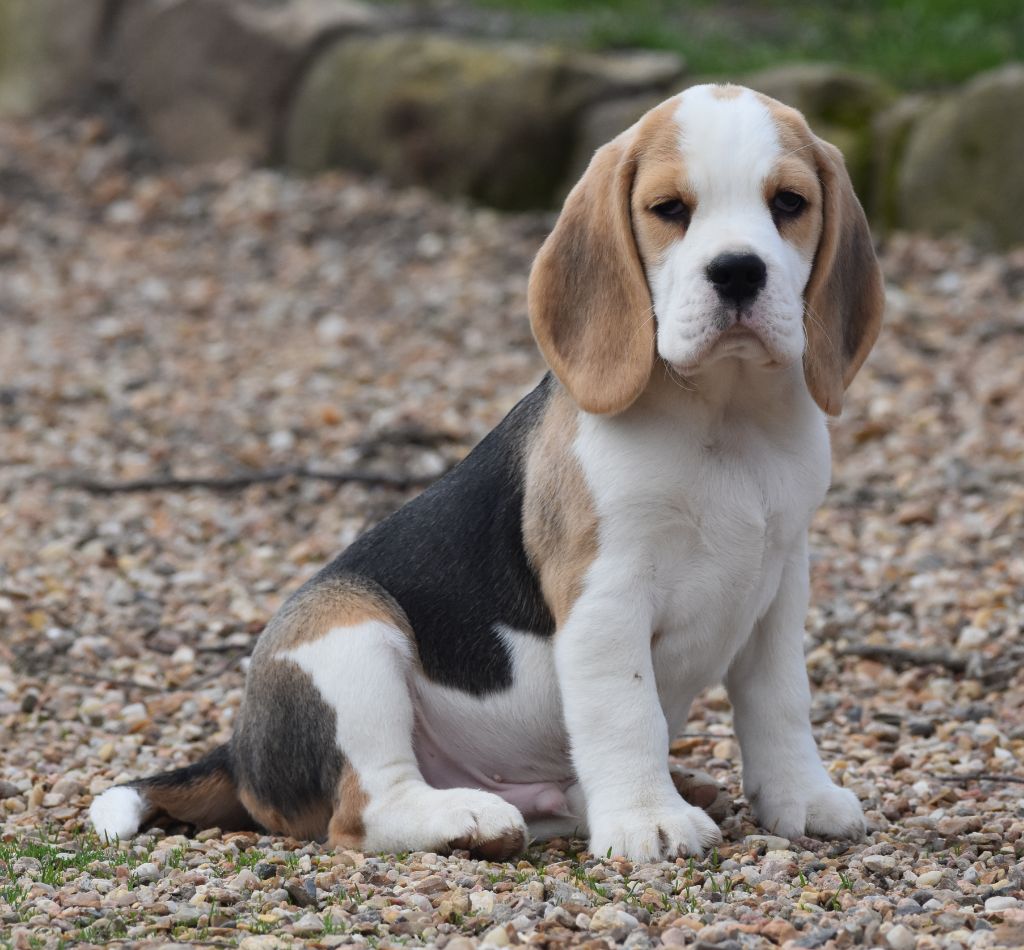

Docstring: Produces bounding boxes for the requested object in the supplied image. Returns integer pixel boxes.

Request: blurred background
[2,0,1024,237]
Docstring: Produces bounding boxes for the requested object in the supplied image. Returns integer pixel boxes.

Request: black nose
[706,252,767,304]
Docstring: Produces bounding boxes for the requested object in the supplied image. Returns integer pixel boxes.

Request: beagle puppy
[90,83,884,862]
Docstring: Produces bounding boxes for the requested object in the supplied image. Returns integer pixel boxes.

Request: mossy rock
[897,64,1024,248]
[285,34,682,210]
[0,0,105,116]
[869,94,937,233]
[109,0,376,164]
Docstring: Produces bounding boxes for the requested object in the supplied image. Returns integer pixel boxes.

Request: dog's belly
[411,628,576,819]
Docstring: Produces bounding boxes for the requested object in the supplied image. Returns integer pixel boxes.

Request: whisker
[629,304,658,345]
[803,302,836,352]
[782,141,816,161]
[661,359,697,394]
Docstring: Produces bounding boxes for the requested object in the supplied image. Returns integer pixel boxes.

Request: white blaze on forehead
[673,86,783,205]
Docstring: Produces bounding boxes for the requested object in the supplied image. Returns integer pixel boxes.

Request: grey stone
[285,33,680,210]
[984,895,1021,912]
[291,912,324,935]
[864,854,898,874]
[109,0,376,163]
[0,0,106,116]
[133,862,160,884]
[886,923,917,950]
[897,64,1024,248]
[744,834,792,852]
[284,878,317,907]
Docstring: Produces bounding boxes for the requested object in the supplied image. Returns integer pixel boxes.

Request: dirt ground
[1,112,1022,949]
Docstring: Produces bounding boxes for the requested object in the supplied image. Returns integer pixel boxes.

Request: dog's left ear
[803,140,885,416]
[528,133,655,415]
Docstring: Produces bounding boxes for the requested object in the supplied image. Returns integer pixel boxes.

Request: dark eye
[651,199,690,224]
[772,191,806,217]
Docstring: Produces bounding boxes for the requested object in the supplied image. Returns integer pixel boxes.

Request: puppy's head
[529,83,884,416]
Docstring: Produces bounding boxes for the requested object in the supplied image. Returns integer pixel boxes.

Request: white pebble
[984,896,1021,912]
[864,854,898,874]
[469,891,495,915]
[887,923,917,950]
[956,625,988,649]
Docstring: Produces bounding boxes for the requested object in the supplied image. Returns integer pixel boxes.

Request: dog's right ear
[528,134,655,415]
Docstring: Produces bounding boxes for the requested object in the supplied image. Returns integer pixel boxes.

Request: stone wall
[2,0,1022,245]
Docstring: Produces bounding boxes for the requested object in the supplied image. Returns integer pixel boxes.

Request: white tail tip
[89,786,146,842]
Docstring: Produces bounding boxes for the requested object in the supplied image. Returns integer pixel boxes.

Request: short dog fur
[90,83,884,862]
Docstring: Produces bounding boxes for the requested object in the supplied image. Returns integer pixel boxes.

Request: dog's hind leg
[271,616,528,859]
[233,574,528,857]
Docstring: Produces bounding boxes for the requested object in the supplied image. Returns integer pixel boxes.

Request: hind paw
[363,785,527,860]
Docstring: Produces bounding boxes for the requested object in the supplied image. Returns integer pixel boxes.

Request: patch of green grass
[322,913,349,935]
[569,862,609,900]
[231,848,261,871]
[0,880,27,909]
[0,828,145,894]
[396,0,1024,89]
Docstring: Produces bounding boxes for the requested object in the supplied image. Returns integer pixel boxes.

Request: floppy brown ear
[528,134,655,415]
[803,140,885,416]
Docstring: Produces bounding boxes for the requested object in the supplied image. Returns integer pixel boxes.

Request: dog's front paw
[752,778,865,841]
[589,802,721,862]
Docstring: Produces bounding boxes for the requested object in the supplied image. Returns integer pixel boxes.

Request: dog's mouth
[669,324,783,375]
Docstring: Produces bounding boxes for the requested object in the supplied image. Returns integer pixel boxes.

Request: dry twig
[51,465,446,494]
[836,644,968,673]
[937,773,1024,785]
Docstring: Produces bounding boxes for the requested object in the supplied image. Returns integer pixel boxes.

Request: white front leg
[555,590,721,861]
[725,543,866,839]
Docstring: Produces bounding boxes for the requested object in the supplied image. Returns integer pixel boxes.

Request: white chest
[574,381,831,721]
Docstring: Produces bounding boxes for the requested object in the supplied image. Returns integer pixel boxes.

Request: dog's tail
[89,743,254,841]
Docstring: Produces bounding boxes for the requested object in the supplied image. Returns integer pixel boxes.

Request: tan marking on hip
[238,786,333,841]
[260,574,413,654]
[523,386,599,629]
[327,766,368,849]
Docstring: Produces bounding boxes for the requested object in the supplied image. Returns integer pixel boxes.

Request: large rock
[285,34,684,210]
[897,64,1024,248]
[109,0,376,163]
[742,64,894,199]
[869,93,936,231]
[0,0,106,116]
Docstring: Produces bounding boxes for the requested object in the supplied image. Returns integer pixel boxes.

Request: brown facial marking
[522,387,599,629]
[327,765,369,849]
[759,92,884,414]
[757,96,822,257]
[762,154,822,256]
[627,99,701,279]
[260,574,413,654]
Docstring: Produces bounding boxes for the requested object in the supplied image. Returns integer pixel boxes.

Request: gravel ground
[1,112,1023,949]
